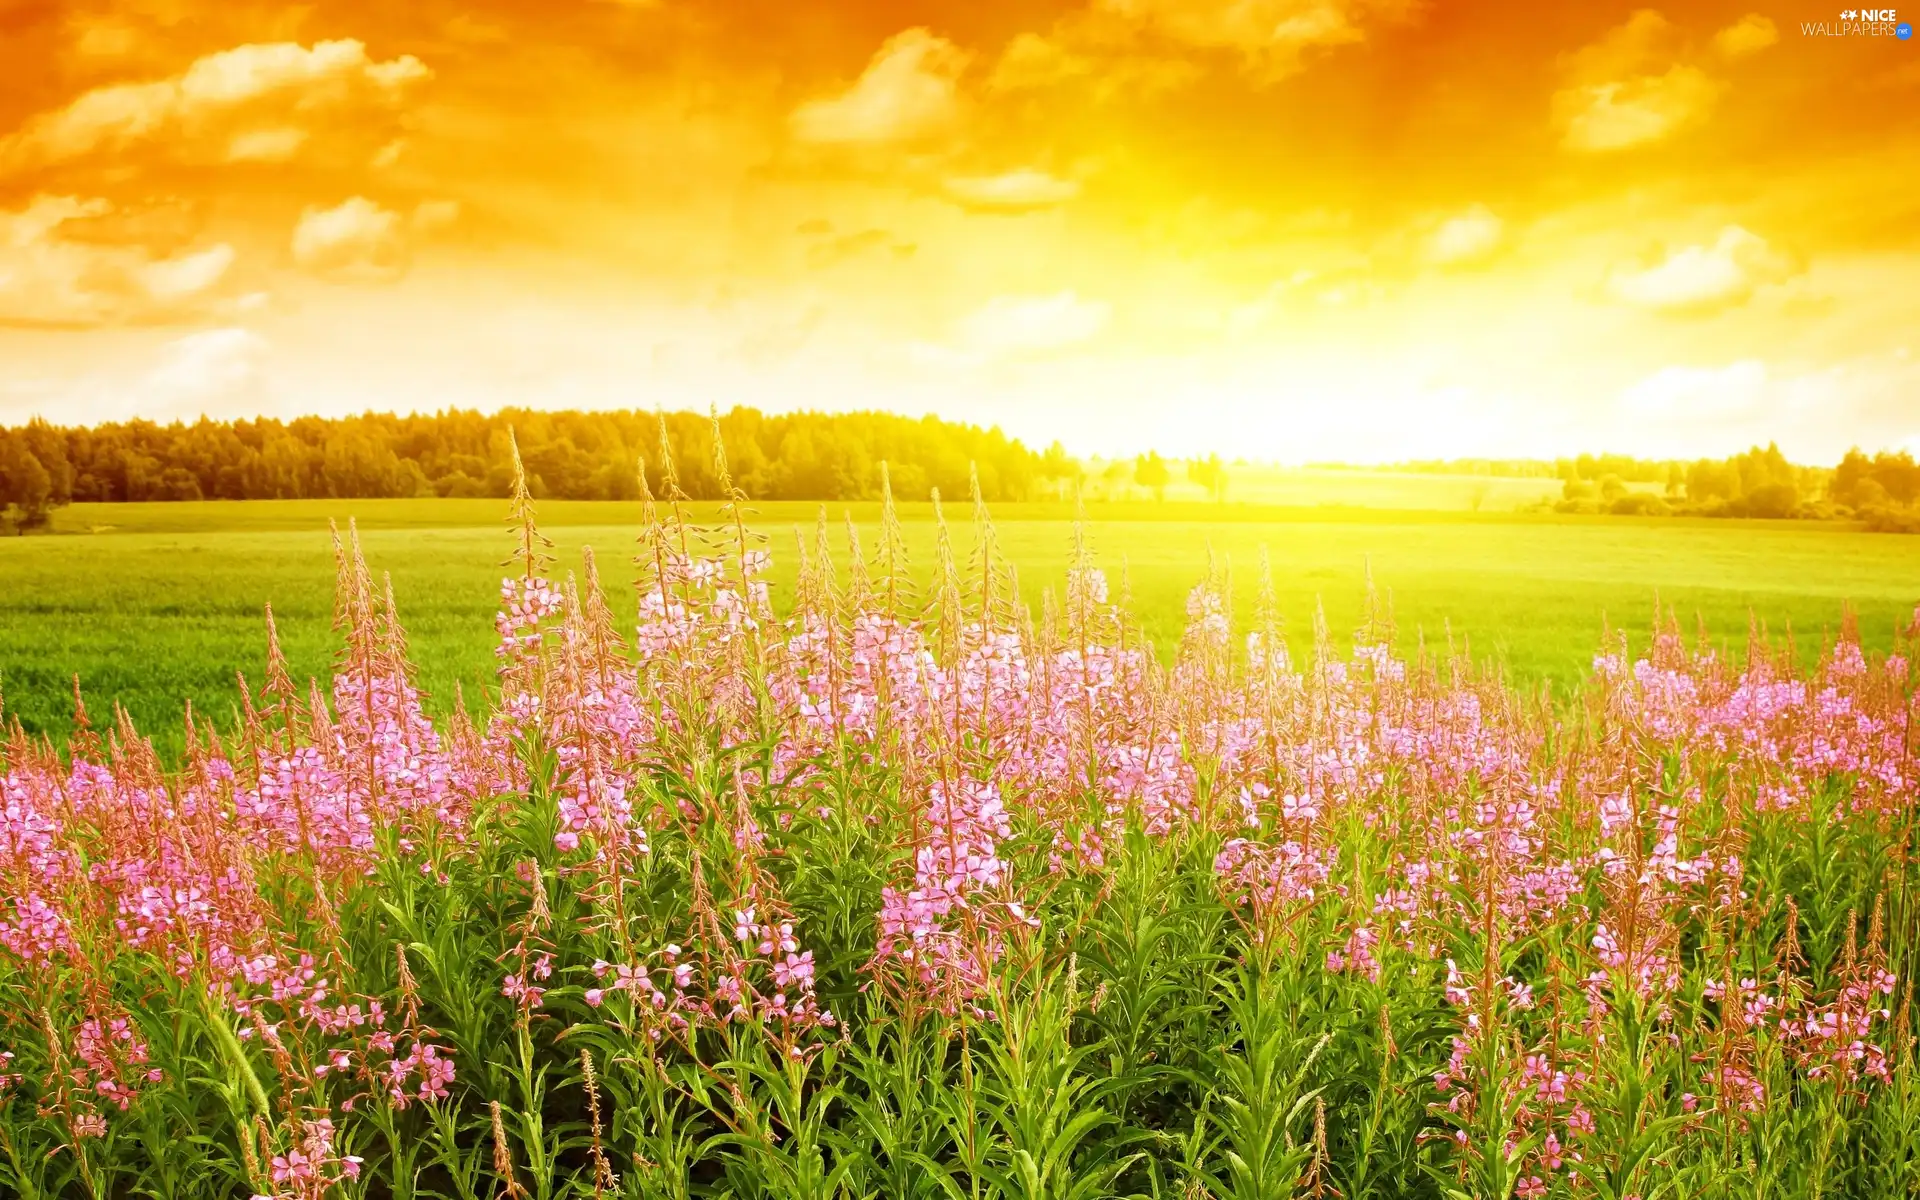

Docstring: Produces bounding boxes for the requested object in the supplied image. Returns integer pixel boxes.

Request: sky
[0,0,1916,463]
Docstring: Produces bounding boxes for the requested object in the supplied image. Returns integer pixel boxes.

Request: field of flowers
[2,441,1916,1199]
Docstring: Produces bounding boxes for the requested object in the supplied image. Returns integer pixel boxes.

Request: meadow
[0,465,1914,1199]
[2,488,1918,762]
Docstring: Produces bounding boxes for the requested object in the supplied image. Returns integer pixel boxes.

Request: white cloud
[1095,0,1413,79]
[958,291,1110,355]
[291,197,409,282]
[790,29,967,144]
[1558,67,1720,151]
[943,169,1081,212]
[1620,359,1767,417]
[1713,14,1779,58]
[137,244,237,301]
[410,199,462,232]
[989,32,1097,92]
[69,13,142,59]
[990,0,1406,92]
[1224,270,1318,333]
[1555,12,1723,152]
[1,194,109,247]
[0,194,236,326]
[225,127,309,162]
[139,327,271,420]
[1,39,430,171]
[182,40,428,107]
[1427,204,1504,267]
[1608,226,1800,315]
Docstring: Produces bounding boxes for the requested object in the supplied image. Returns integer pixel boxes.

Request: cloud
[138,327,271,420]
[1,40,430,172]
[1619,359,1767,417]
[989,32,1099,92]
[292,197,406,282]
[803,227,916,268]
[410,200,462,232]
[1557,71,1720,152]
[1101,0,1389,56]
[790,29,967,145]
[1713,14,1778,59]
[225,127,309,162]
[1607,227,1793,315]
[1427,204,1503,267]
[1098,0,1414,81]
[69,13,143,60]
[138,244,237,301]
[290,196,457,283]
[1554,12,1723,152]
[0,194,237,326]
[958,291,1110,355]
[1607,226,1800,315]
[992,0,1405,92]
[944,169,1082,212]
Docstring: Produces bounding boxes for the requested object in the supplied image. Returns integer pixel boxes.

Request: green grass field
[4,493,1916,759]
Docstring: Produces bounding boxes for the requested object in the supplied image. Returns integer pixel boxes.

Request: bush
[1861,503,1920,534]
[1740,480,1801,519]
[1607,492,1668,516]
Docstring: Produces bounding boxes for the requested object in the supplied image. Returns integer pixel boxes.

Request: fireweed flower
[0,478,1912,1189]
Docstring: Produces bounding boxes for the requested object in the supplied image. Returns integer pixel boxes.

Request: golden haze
[0,0,1916,462]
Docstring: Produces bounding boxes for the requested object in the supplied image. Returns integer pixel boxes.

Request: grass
[3,496,1916,759]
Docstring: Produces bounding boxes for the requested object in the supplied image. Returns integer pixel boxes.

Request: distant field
[1110,465,1647,510]
[4,493,1917,758]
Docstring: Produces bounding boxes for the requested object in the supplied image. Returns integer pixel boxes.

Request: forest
[0,407,1067,527]
[1549,444,1920,529]
[2,406,1917,532]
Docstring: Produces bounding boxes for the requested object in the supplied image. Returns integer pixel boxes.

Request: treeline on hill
[1547,443,1920,531]
[2,409,1916,533]
[0,407,1068,530]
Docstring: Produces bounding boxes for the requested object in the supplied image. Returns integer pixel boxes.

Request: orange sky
[0,0,1916,461]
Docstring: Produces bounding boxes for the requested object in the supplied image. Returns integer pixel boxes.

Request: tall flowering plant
[0,435,1915,1199]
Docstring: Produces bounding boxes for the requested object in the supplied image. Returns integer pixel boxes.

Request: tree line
[0,407,1067,529]
[1549,442,1920,528]
[3,407,1915,532]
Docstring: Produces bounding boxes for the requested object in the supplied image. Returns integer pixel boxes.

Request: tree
[1187,453,1227,502]
[1038,441,1081,501]
[1686,460,1739,505]
[0,439,54,530]
[1871,451,1920,505]
[1831,448,1874,507]
[1,407,1059,508]
[1743,481,1799,519]
[1853,478,1892,510]
[1135,451,1170,502]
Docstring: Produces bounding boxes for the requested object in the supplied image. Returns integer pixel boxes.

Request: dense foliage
[1368,446,1920,527]
[0,407,1056,528]
[1,440,1917,1200]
